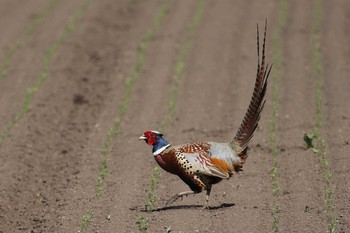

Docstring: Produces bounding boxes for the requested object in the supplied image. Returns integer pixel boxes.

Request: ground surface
[0,1,349,233]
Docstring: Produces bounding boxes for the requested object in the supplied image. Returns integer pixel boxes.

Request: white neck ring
[153,144,170,156]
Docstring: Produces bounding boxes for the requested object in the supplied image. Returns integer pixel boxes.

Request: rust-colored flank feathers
[210,157,231,173]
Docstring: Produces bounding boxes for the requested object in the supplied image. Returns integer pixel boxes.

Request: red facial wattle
[144,131,157,145]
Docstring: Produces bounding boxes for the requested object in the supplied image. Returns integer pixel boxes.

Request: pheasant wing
[181,152,229,179]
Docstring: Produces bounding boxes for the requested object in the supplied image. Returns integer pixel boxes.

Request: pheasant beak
[139,135,147,140]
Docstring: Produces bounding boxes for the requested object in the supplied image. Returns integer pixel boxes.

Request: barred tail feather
[230,20,272,162]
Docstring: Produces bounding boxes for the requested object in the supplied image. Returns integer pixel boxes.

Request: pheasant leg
[165,191,195,207]
[203,187,212,209]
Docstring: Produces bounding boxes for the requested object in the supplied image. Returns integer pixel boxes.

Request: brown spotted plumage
[140,21,271,209]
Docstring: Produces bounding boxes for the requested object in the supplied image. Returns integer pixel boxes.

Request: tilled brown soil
[0,1,349,233]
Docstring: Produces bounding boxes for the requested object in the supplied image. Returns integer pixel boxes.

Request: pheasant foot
[165,191,195,207]
[203,187,211,209]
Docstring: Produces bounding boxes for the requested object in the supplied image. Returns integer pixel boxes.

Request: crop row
[267,0,288,232]
[1,0,61,78]
[307,0,338,231]
[0,0,95,145]
[269,0,338,232]
[137,0,207,232]
[78,1,172,232]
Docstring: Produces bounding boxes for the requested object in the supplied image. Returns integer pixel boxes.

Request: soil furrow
[0,0,143,232]
[54,1,173,232]
[146,1,277,232]
[323,0,350,232]
[89,2,204,232]
[0,0,62,79]
[0,0,53,60]
[0,1,349,232]
[138,1,208,231]
[267,1,288,231]
[276,1,327,232]
[0,0,89,142]
[74,1,173,232]
[0,1,96,231]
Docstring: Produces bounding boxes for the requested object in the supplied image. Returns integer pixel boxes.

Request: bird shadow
[132,203,235,212]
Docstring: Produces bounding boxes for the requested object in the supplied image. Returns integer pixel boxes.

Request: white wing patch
[177,152,229,179]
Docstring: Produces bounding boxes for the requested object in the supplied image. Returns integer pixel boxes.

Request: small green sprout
[303,132,319,153]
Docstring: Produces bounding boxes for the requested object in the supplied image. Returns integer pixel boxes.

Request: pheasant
[139,22,272,208]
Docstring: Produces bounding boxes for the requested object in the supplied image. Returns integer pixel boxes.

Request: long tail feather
[230,20,272,162]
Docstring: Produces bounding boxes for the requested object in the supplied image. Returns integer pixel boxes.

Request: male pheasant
[139,22,272,208]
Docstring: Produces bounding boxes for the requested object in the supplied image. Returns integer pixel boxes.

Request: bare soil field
[0,1,349,232]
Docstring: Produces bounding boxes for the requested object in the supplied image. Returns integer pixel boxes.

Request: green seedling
[304,205,311,213]
[267,0,288,232]
[79,210,93,233]
[137,216,149,233]
[144,167,161,211]
[309,0,338,232]
[303,132,319,153]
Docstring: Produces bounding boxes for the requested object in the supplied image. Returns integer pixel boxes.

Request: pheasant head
[139,131,170,155]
